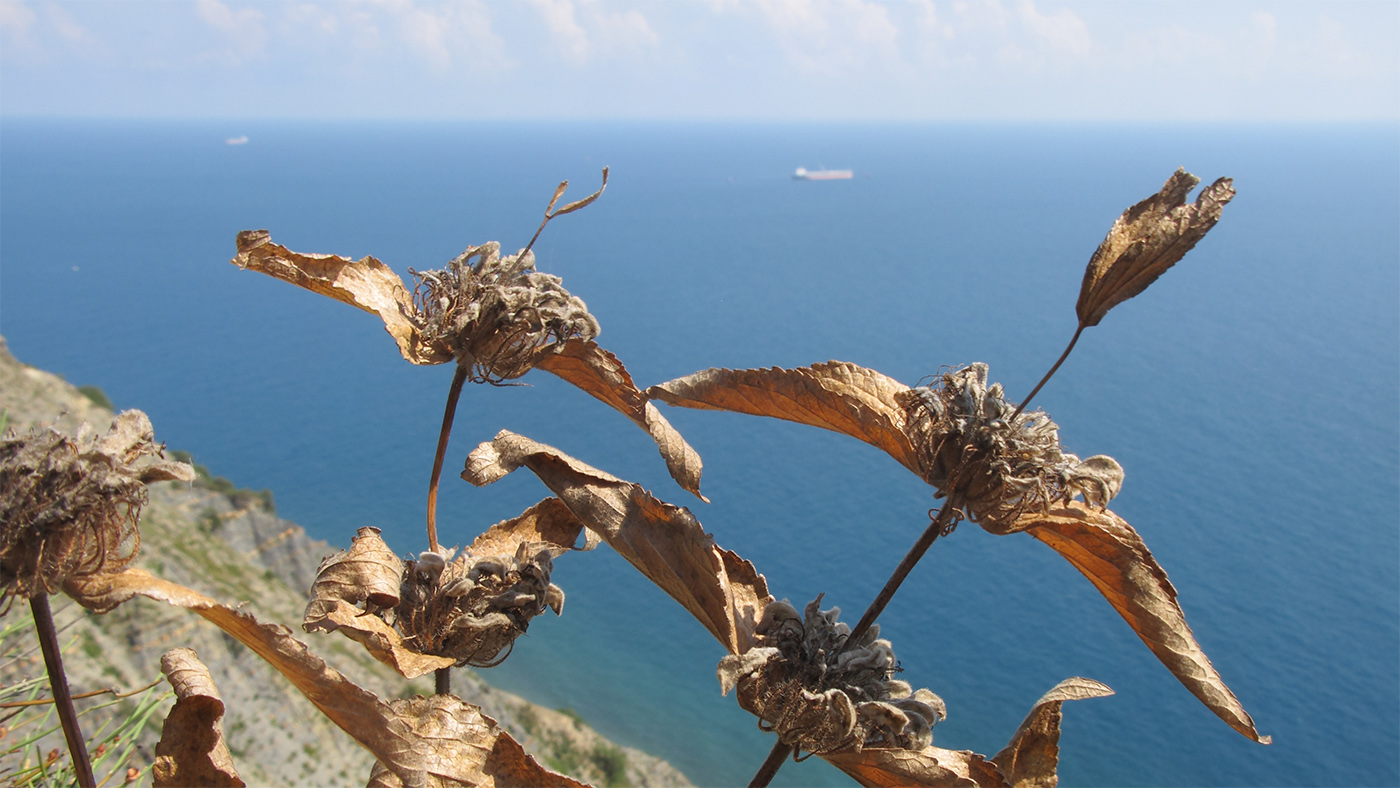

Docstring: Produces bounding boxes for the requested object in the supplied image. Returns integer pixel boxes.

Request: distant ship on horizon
[793,166,853,180]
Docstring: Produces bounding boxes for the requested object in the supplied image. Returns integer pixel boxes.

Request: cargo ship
[793,167,853,180]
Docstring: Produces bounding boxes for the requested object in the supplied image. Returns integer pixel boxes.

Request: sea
[1,119,1396,787]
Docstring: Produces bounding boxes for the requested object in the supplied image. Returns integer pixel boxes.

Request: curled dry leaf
[153,648,245,788]
[63,569,577,788]
[1019,503,1270,744]
[0,410,194,609]
[650,362,1265,743]
[232,228,703,499]
[989,677,1114,788]
[1077,170,1235,328]
[824,678,1112,788]
[304,499,585,678]
[464,430,769,654]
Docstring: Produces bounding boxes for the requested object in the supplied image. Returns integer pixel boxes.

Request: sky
[0,0,1396,122]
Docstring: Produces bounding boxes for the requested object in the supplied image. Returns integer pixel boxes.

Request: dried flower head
[895,363,1123,534]
[0,411,193,610]
[408,243,600,384]
[305,514,580,677]
[718,596,946,757]
[396,541,565,667]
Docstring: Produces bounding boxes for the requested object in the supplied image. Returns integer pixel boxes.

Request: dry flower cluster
[719,597,946,756]
[895,362,1124,533]
[0,168,1268,788]
[0,411,193,608]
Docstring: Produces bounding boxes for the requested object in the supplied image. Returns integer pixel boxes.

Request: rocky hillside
[0,336,691,788]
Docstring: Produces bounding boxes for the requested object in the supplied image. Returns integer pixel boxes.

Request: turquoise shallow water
[1,119,1397,786]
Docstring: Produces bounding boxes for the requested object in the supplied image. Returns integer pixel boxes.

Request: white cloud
[1018,0,1089,57]
[0,0,35,37]
[531,0,591,64]
[745,0,901,76]
[44,3,90,43]
[583,1,659,53]
[195,0,268,60]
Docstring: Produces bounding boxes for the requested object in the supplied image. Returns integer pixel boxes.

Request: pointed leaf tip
[990,677,1113,788]
[1076,169,1235,328]
[1022,504,1269,744]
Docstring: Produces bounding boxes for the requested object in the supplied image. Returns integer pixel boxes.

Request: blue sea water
[1,119,1396,787]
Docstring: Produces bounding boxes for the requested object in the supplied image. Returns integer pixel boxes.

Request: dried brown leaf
[537,339,705,500]
[464,430,771,654]
[549,167,609,218]
[1076,170,1235,328]
[363,696,585,788]
[303,527,456,679]
[466,496,592,557]
[824,746,1008,788]
[1021,504,1269,744]
[233,230,448,365]
[989,677,1114,788]
[64,569,572,788]
[825,679,1112,788]
[153,648,245,788]
[647,362,920,475]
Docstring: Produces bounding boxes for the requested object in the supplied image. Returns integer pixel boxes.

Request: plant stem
[30,594,95,788]
[435,667,451,697]
[748,741,792,788]
[748,501,962,788]
[427,365,469,553]
[1010,324,1084,422]
[844,502,959,649]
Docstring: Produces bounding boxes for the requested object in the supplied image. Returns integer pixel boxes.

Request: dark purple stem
[31,594,95,788]
[427,365,469,553]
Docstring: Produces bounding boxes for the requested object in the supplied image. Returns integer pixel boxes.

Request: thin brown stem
[31,594,95,788]
[1011,324,1085,422]
[435,667,451,697]
[844,501,959,650]
[0,678,162,708]
[427,365,469,553]
[748,741,793,788]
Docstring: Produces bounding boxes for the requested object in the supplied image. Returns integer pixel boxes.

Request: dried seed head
[718,596,946,756]
[394,541,564,668]
[0,411,193,610]
[896,363,1122,534]
[408,243,600,384]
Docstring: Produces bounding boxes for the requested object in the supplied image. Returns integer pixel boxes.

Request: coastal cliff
[0,335,691,788]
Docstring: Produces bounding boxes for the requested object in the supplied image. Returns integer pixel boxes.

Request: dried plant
[718,596,946,756]
[0,166,1265,788]
[464,430,1115,786]
[153,648,243,788]
[0,410,191,788]
[229,169,703,521]
[0,410,193,608]
[647,170,1262,782]
[304,499,584,678]
[896,363,1123,533]
[1016,169,1235,415]
[64,567,584,788]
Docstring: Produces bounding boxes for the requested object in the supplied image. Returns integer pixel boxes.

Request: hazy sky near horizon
[1,0,1396,122]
